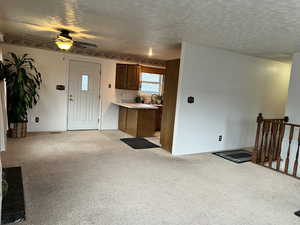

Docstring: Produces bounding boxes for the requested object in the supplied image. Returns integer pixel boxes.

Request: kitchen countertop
[112,102,159,109]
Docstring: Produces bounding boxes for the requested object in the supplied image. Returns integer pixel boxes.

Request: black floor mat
[213,150,252,163]
[2,167,25,224]
[120,138,160,149]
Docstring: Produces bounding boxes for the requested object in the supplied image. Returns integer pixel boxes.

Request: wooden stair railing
[252,113,300,179]
[293,130,300,177]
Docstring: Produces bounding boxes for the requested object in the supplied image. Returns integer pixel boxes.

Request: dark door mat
[295,210,300,217]
[2,167,25,224]
[120,138,160,149]
[213,150,252,164]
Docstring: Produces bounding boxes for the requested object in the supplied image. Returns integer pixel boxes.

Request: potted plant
[135,95,144,103]
[3,53,42,138]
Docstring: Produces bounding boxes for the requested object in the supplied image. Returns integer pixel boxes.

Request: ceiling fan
[55,29,97,51]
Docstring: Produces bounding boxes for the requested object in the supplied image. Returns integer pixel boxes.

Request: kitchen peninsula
[113,103,158,137]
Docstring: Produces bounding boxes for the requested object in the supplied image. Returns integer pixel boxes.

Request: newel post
[252,113,263,163]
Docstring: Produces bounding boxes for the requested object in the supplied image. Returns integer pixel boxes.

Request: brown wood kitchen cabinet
[115,64,140,90]
[115,64,127,89]
[118,106,127,132]
[118,106,156,137]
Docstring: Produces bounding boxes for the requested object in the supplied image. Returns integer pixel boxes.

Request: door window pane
[81,75,89,91]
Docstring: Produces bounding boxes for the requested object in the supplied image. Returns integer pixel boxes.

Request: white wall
[2,44,144,132]
[285,53,300,123]
[172,42,291,155]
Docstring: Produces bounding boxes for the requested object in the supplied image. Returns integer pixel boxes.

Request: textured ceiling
[1,0,300,62]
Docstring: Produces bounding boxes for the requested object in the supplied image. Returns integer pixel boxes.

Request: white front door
[67,60,101,130]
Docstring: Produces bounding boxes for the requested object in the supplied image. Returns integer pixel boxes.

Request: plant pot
[9,122,27,138]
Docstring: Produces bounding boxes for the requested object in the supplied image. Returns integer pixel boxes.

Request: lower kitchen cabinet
[118,106,127,132]
[118,106,156,137]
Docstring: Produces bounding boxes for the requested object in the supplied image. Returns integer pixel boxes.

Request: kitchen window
[140,72,163,94]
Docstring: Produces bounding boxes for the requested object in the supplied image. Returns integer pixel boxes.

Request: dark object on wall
[120,138,160,149]
[213,150,252,164]
[56,85,65,90]
[1,167,25,224]
[295,210,300,217]
[35,117,39,123]
[187,96,194,103]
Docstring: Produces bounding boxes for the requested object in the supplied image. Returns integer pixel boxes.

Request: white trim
[64,54,69,131]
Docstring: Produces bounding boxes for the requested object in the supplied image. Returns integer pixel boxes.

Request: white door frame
[66,58,102,130]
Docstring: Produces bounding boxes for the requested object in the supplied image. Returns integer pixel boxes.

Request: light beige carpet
[1,130,300,225]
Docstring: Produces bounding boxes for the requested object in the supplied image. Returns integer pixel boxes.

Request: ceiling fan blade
[74,41,97,49]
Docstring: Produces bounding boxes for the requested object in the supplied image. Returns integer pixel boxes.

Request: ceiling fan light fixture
[55,35,73,50]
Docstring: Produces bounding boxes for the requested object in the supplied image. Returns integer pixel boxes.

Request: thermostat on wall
[56,85,65,90]
[188,96,194,103]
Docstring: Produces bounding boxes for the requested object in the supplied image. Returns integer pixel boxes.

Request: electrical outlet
[35,117,39,123]
[218,135,223,142]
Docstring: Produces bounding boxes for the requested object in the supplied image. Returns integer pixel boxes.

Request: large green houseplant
[3,53,42,138]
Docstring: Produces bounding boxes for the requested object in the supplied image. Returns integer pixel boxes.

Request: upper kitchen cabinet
[115,64,128,89]
[127,64,140,90]
[115,63,140,90]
